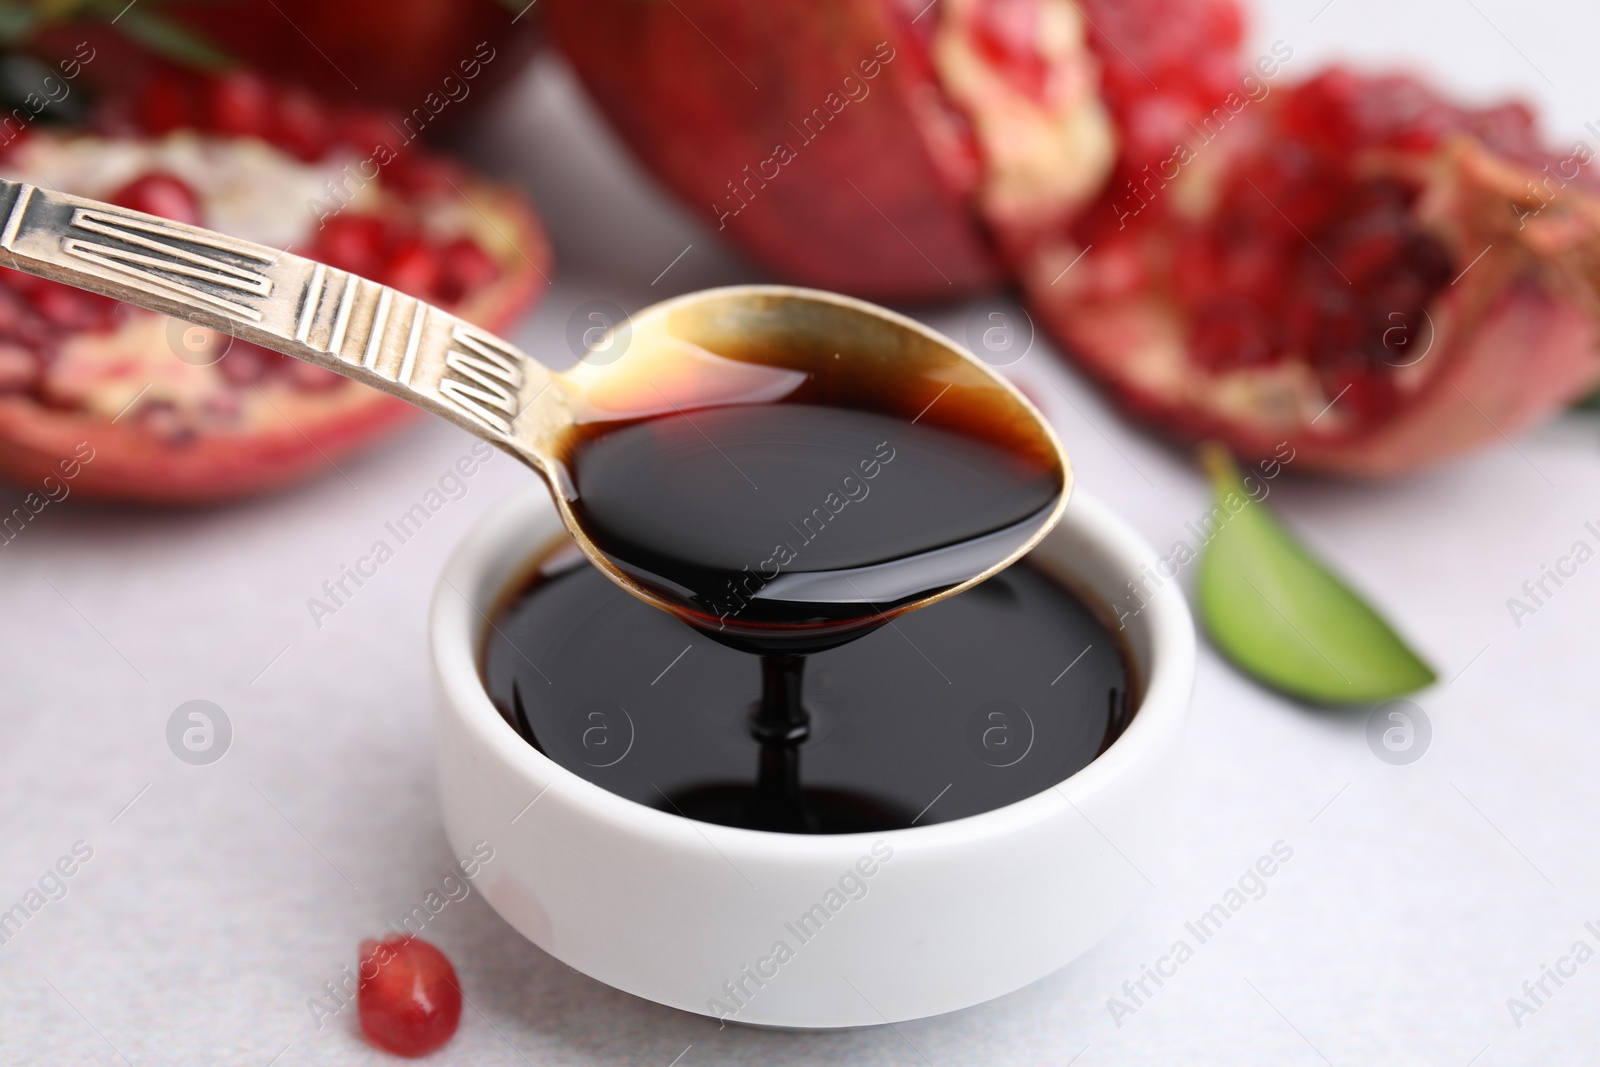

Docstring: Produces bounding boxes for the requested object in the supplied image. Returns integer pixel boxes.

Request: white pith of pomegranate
[921,0,1114,240]
[904,0,1248,263]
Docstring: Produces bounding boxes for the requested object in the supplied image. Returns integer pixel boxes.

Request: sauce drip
[484,546,1132,834]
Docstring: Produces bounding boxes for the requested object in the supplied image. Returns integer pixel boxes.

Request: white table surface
[5,2,1600,1062]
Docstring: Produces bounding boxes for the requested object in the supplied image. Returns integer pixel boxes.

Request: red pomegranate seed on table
[358,937,463,1058]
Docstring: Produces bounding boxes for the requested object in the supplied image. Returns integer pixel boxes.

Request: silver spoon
[0,178,1070,643]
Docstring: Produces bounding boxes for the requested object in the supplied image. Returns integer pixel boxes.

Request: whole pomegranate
[548,0,1246,301]
[1022,69,1600,476]
[32,0,539,118]
[165,0,540,113]
[0,68,549,503]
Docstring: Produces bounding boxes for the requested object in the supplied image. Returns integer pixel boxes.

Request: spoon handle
[0,178,555,455]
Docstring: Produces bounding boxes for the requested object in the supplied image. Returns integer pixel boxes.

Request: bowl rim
[431,484,1195,860]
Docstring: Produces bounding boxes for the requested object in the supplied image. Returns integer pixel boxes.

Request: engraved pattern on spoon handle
[0,179,553,455]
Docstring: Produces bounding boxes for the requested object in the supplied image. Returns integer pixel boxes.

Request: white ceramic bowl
[431,486,1195,1028]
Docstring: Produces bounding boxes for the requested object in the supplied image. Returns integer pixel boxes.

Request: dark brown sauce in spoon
[565,401,1061,655]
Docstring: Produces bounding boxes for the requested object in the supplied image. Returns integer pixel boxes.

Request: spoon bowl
[0,180,1069,643]
[552,287,1072,651]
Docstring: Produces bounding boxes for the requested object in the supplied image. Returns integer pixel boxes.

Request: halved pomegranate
[0,70,548,504]
[548,0,1244,300]
[1023,69,1600,476]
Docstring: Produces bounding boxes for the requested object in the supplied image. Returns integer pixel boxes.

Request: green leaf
[1573,384,1600,412]
[1195,443,1435,705]
[111,8,234,70]
[0,2,40,45]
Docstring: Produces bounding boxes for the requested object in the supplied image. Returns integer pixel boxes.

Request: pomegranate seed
[208,72,275,140]
[1191,300,1278,371]
[1150,68,1465,429]
[1319,362,1400,424]
[1469,102,1541,161]
[1080,0,1240,114]
[1169,235,1219,306]
[1219,242,1287,307]
[272,88,332,161]
[0,283,35,331]
[382,237,440,299]
[434,238,500,305]
[380,153,457,195]
[1333,228,1406,287]
[31,282,118,332]
[314,215,391,277]
[971,0,1052,102]
[358,937,462,1058]
[0,282,55,350]
[1194,52,1244,103]
[1280,70,1359,153]
[109,173,203,226]
[336,114,400,157]
[1,267,46,297]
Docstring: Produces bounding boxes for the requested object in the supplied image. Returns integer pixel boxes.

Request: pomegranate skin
[551,0,1004,300]
[1051,280,1600,477]
[549,0,1245,302]
[1023,71,1600,477]
[34,0,540,118]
